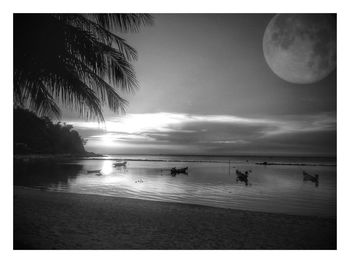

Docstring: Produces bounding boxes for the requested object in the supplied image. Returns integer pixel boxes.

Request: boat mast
[228,160,231,176]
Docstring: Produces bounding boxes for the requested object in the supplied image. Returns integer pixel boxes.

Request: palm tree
[14,14,153,122]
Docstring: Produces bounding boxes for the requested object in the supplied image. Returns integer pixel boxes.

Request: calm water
[14,155,336,217]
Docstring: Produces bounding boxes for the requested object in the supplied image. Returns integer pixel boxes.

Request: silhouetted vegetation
[14,14,153,121]
[14,108,86,154]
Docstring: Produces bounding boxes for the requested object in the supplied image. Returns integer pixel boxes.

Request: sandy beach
[14,187,336,249]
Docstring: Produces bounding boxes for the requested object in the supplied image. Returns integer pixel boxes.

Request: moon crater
[263,14,336,84]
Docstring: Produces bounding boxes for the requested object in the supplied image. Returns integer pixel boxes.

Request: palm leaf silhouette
[14,14,153,122]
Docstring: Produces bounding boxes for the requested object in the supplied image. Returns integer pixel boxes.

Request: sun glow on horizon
[67,112,336,155]
[69,112,335,136]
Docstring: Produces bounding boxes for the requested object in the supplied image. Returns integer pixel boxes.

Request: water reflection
[101,174,126,184]
[14,158,336,217]
[100,160,114,175]
[160,168,188,177]
[14,159,83,189]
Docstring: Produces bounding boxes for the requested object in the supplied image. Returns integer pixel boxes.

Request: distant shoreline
[102,153,337,159]
[13,154,336,166]
[14,187,336,249]
[255,161,336,167]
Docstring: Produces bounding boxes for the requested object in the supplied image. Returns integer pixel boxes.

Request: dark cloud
[70,112,336,156]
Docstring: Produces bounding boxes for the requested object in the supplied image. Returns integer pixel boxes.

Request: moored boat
[302,171,319,182]
[113,161,127,167]
[170,167,188,175]
[235,169,249,185]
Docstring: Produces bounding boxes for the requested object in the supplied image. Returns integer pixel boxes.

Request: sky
[63,14,336,156]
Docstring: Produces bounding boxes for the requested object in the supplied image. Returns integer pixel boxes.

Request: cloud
[69,112,336,155]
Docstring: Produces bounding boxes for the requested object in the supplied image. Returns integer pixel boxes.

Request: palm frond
[56,14,138,61]
[14,13,152,121]
[89,14,154,33]
[14,70,61,118]
[61,54,128,113]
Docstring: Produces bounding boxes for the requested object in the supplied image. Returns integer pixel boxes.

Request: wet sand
[14,187,336,249]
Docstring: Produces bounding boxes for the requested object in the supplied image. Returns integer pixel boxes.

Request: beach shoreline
[14,186,336,249]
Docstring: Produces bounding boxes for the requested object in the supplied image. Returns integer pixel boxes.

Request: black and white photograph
[8,1,342,254]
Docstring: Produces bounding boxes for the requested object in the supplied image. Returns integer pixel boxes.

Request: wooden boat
[113,161,127,167]
[236,170,248,178]
[87,169,101,174]
[302,171,319,182]
[170,167,188,175]
[235,170,249,185]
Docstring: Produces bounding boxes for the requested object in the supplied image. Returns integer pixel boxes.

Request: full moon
[263,14,336,84]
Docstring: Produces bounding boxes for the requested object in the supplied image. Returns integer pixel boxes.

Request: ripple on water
[14,158,336,217]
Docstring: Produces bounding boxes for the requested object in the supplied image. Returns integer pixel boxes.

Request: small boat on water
[235,169,249,185]
[113,161,127,167]
[303,171,319,185]
[87,169,101,174]
[170,167,188,175]
[236,169,248,178]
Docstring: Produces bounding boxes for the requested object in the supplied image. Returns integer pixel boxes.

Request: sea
[14,154,336,218]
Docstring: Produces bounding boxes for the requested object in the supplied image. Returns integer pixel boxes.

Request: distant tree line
[14,108,86,155]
